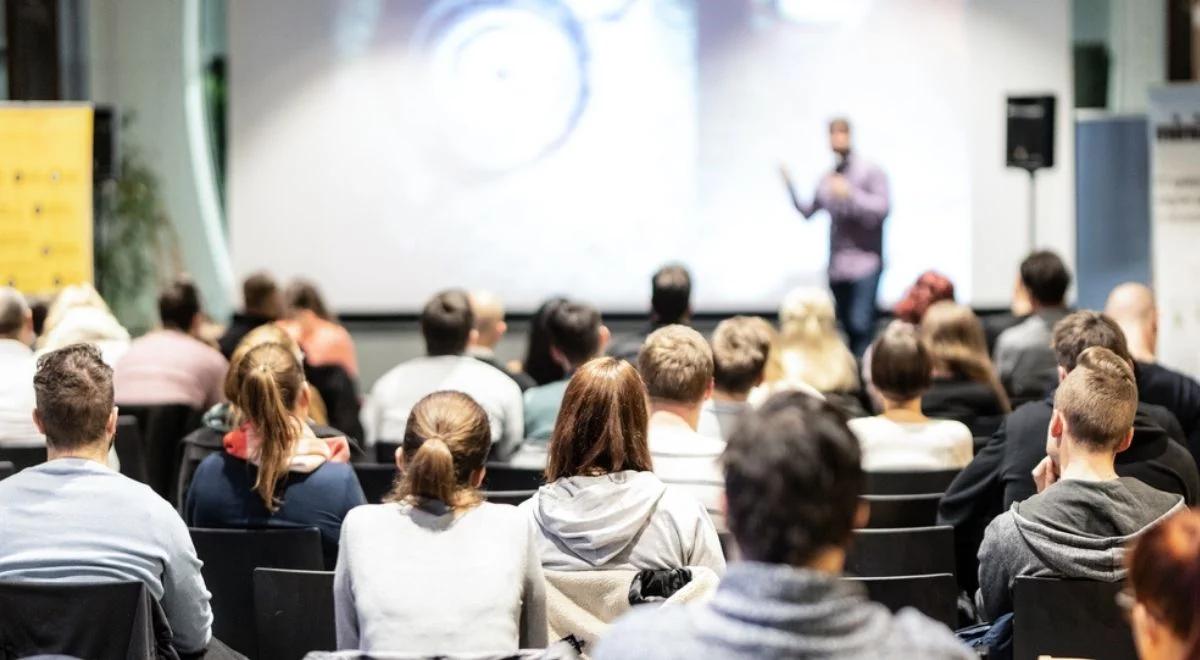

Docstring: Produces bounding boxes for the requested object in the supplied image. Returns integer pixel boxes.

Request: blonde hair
[1054,346,1138,449]
[391,391,491,509]
[711,316,776,394]
[920,302,1011,412]
[234,343,306,511]
[638,325,713,404]
[226,323,328,425]
[772,287,859,393]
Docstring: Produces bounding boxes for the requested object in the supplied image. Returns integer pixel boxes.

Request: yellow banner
[0,104,94,296]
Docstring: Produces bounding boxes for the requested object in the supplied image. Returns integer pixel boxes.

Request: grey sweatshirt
[977,476,1185,621]
[334,500,547,653]
[594,562,973,659]
[520,471,726,574]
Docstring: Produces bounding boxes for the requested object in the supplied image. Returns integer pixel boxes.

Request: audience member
[467,290,535,391]
[0,287,42,446]
[993,251,1071,400]
[0,344,213,654]
[519,296,569,387]
[919,301,1010,436]
[37,283,131,366]
[976,347,1185,621]
[849,322,972,471]
[522,357,724,573]
[185,342,365,564]
[699,316,773,441]
[363,289,524,459]
[894,270,955,324]
[1125,507,1200,660]
[595,391,972,659]
[1106,282,1200,463]
[280,278,359,378]
[608,264,692,363]
[335,391,546,653]
[113,278,228,410]
[639,325,727,525]
[218,271,283,359]
[523,301,609,442]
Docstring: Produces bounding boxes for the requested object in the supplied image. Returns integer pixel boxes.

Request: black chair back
[482,463,544,491]
[863,470,959,496]
[861,493,942,528]
[483,489,536,506]
[0,444,45,470]
[845,526,956,578]
[1013,577,1137,660]
[0,580,165,659]
[845,573,958,629]
[253,568,336,660]
[375,440,401,464]
[353,463,398,504]
[176,426,224,511]
[114,415,149,484]
[0,460,14,480]
[190,527,324,659]
[120,404,202,502]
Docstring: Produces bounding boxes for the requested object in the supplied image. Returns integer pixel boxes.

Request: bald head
[0,287,33,343]
[1104,282,1156,362]
[469,290,507,349]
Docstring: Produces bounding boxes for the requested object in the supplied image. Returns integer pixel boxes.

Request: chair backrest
[114,415,148,484]
[844,573,958,629]
[0,580,161,659]
[863,470,959,496]
[482,462,544,492]
[845,526,956,578]
[0,444,45,471]
[120,404,202,502]
[483,489,537,506]
[375,440,401,464]
[1013,577,1137,660]
[0,461,14,481]
[253,568,336,660]
[175,427,224,512]
[353,463,398,504]
[190,527,325,658]
[861,493,942,528]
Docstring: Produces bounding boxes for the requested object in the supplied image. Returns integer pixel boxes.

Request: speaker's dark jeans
[830,269,882,356]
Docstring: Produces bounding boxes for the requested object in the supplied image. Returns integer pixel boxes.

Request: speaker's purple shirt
[794,153,890,282]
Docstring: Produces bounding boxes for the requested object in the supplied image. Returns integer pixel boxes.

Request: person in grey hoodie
[594,391,972,660]
[521,357,725,573]
[977,346,1186,621]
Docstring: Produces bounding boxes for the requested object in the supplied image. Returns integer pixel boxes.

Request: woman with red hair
[894,271,955,324]
[1124,508,1200,660]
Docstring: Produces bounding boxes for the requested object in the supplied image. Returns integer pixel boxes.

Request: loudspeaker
[93,105,119,181]
[1006,95,1056,170]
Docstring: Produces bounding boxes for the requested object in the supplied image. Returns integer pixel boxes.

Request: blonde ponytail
[235,343,306,511]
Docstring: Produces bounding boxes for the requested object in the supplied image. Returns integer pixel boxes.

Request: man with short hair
[976,347,1185,621]
[467,290,535,391]
[639,325,725,525]
[0,344,214,654]
[364,289,524,459]
[522,301,610,441]
[608,264,692,363]
[0,287,42,446]
[218,271,284,358]
[993,251,1072,399]
[699,316,773,441]
[114,278,229,410]
[595,392,972,659]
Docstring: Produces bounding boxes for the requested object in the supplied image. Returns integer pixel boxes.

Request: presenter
[780,117,890,356]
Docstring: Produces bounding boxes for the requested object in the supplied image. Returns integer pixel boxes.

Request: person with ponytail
[184,342,366,566]
[919,301,1011,436]
[1125,507,1200,660]
[334,391,546,653]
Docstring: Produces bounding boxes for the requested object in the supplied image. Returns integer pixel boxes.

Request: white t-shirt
[647,414,726,529]
[847,415,973,472]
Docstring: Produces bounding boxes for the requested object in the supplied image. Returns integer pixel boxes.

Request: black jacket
[1136,360,1200,467]
[472,353,537,391]
[217,312,274,359]
[922,377,1007,438]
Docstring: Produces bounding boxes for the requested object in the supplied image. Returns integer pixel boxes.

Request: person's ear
[854,500,871,529]
[549,346,571,371]
[468,328,480,346]
[598,325,611,353]
[31,409,45,435]
[105,407,118,440]
[496,320,507,338]
[1115,427,1135,454]
[704,378,715,401]
[1057,365,1068,384]
[469,465,486,489]
[394,446,406,471]
[297,383,312,415]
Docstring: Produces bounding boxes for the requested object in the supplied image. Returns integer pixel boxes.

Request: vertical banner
[0,104,94,296]
[1149,86,1200,377]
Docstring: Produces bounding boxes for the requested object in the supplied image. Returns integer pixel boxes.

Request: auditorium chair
[483,489,537,506]
[119,403,202,502]
[862,469,959,496]
[0,444,45,471]
[353,463,399,503]
[482,462,544,492]
[845,526,955,578]
[844,573,957,629]
[375,440,402,464]
[253,568,336,660]
[0,580,165,659]
[0,461,13,481]
[1013,577,1137,660]
[113,415,149,484]
[190,527,325,659]
[861,493,942,528]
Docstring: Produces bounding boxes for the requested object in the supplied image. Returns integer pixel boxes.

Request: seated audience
[849,322,973,471]
[893,270,956,323]
[185,342,365,564]
[595,391,972,660]
[523,301,609,442]
[280,278,359,378]
[363,289,524,459]
[218,271,283,359]
[759,286,863,416]
[976,347,1185,621]
[699,316,774,441]
[0,287,42,446]
[113,278,228,410]
[640,325,727,525]
[993,250,1071,400]
[467,290,535,391]
[518,297,569,387]
[608,264,692,363]
[0,344,212,654]
[522,357,724,573]
[1125,507,1200,660]
[335,391,546,653]
[919,301,1011,436]
[1106,282,1200,463]
[37,283,131,366]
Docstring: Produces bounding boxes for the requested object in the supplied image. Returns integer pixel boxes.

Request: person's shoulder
[594,602,697,660]
[931,418,972,439]
[470,500,531,528]
[886,608,974,659]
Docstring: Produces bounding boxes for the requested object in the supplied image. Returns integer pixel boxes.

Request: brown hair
[1052,311,1132,372]
[33,343,114,451]
[545,358,653,481]
[711,316,774,395]
[920,302,1011,412]
[389,391,491,509]
[234,343,307,511]
[638,325,713,404]
[285,279,332,321]
[870,322,932,402]
[1054,346,1137,450]
[243,271,281,317]
[1127,508,1200,658]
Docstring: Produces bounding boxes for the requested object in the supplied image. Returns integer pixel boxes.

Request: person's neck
[712,388,749,403]
[47,441,111,465]
[1029,301,1065,315]
[1059,443,1120,482]
[650,402,703,431]
[802,546,846,575]
[1122,329,1155,364]
[467,342,496,357]
[881,398,926,422]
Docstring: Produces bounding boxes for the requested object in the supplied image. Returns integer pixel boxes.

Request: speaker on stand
[1006,95,1056,250]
